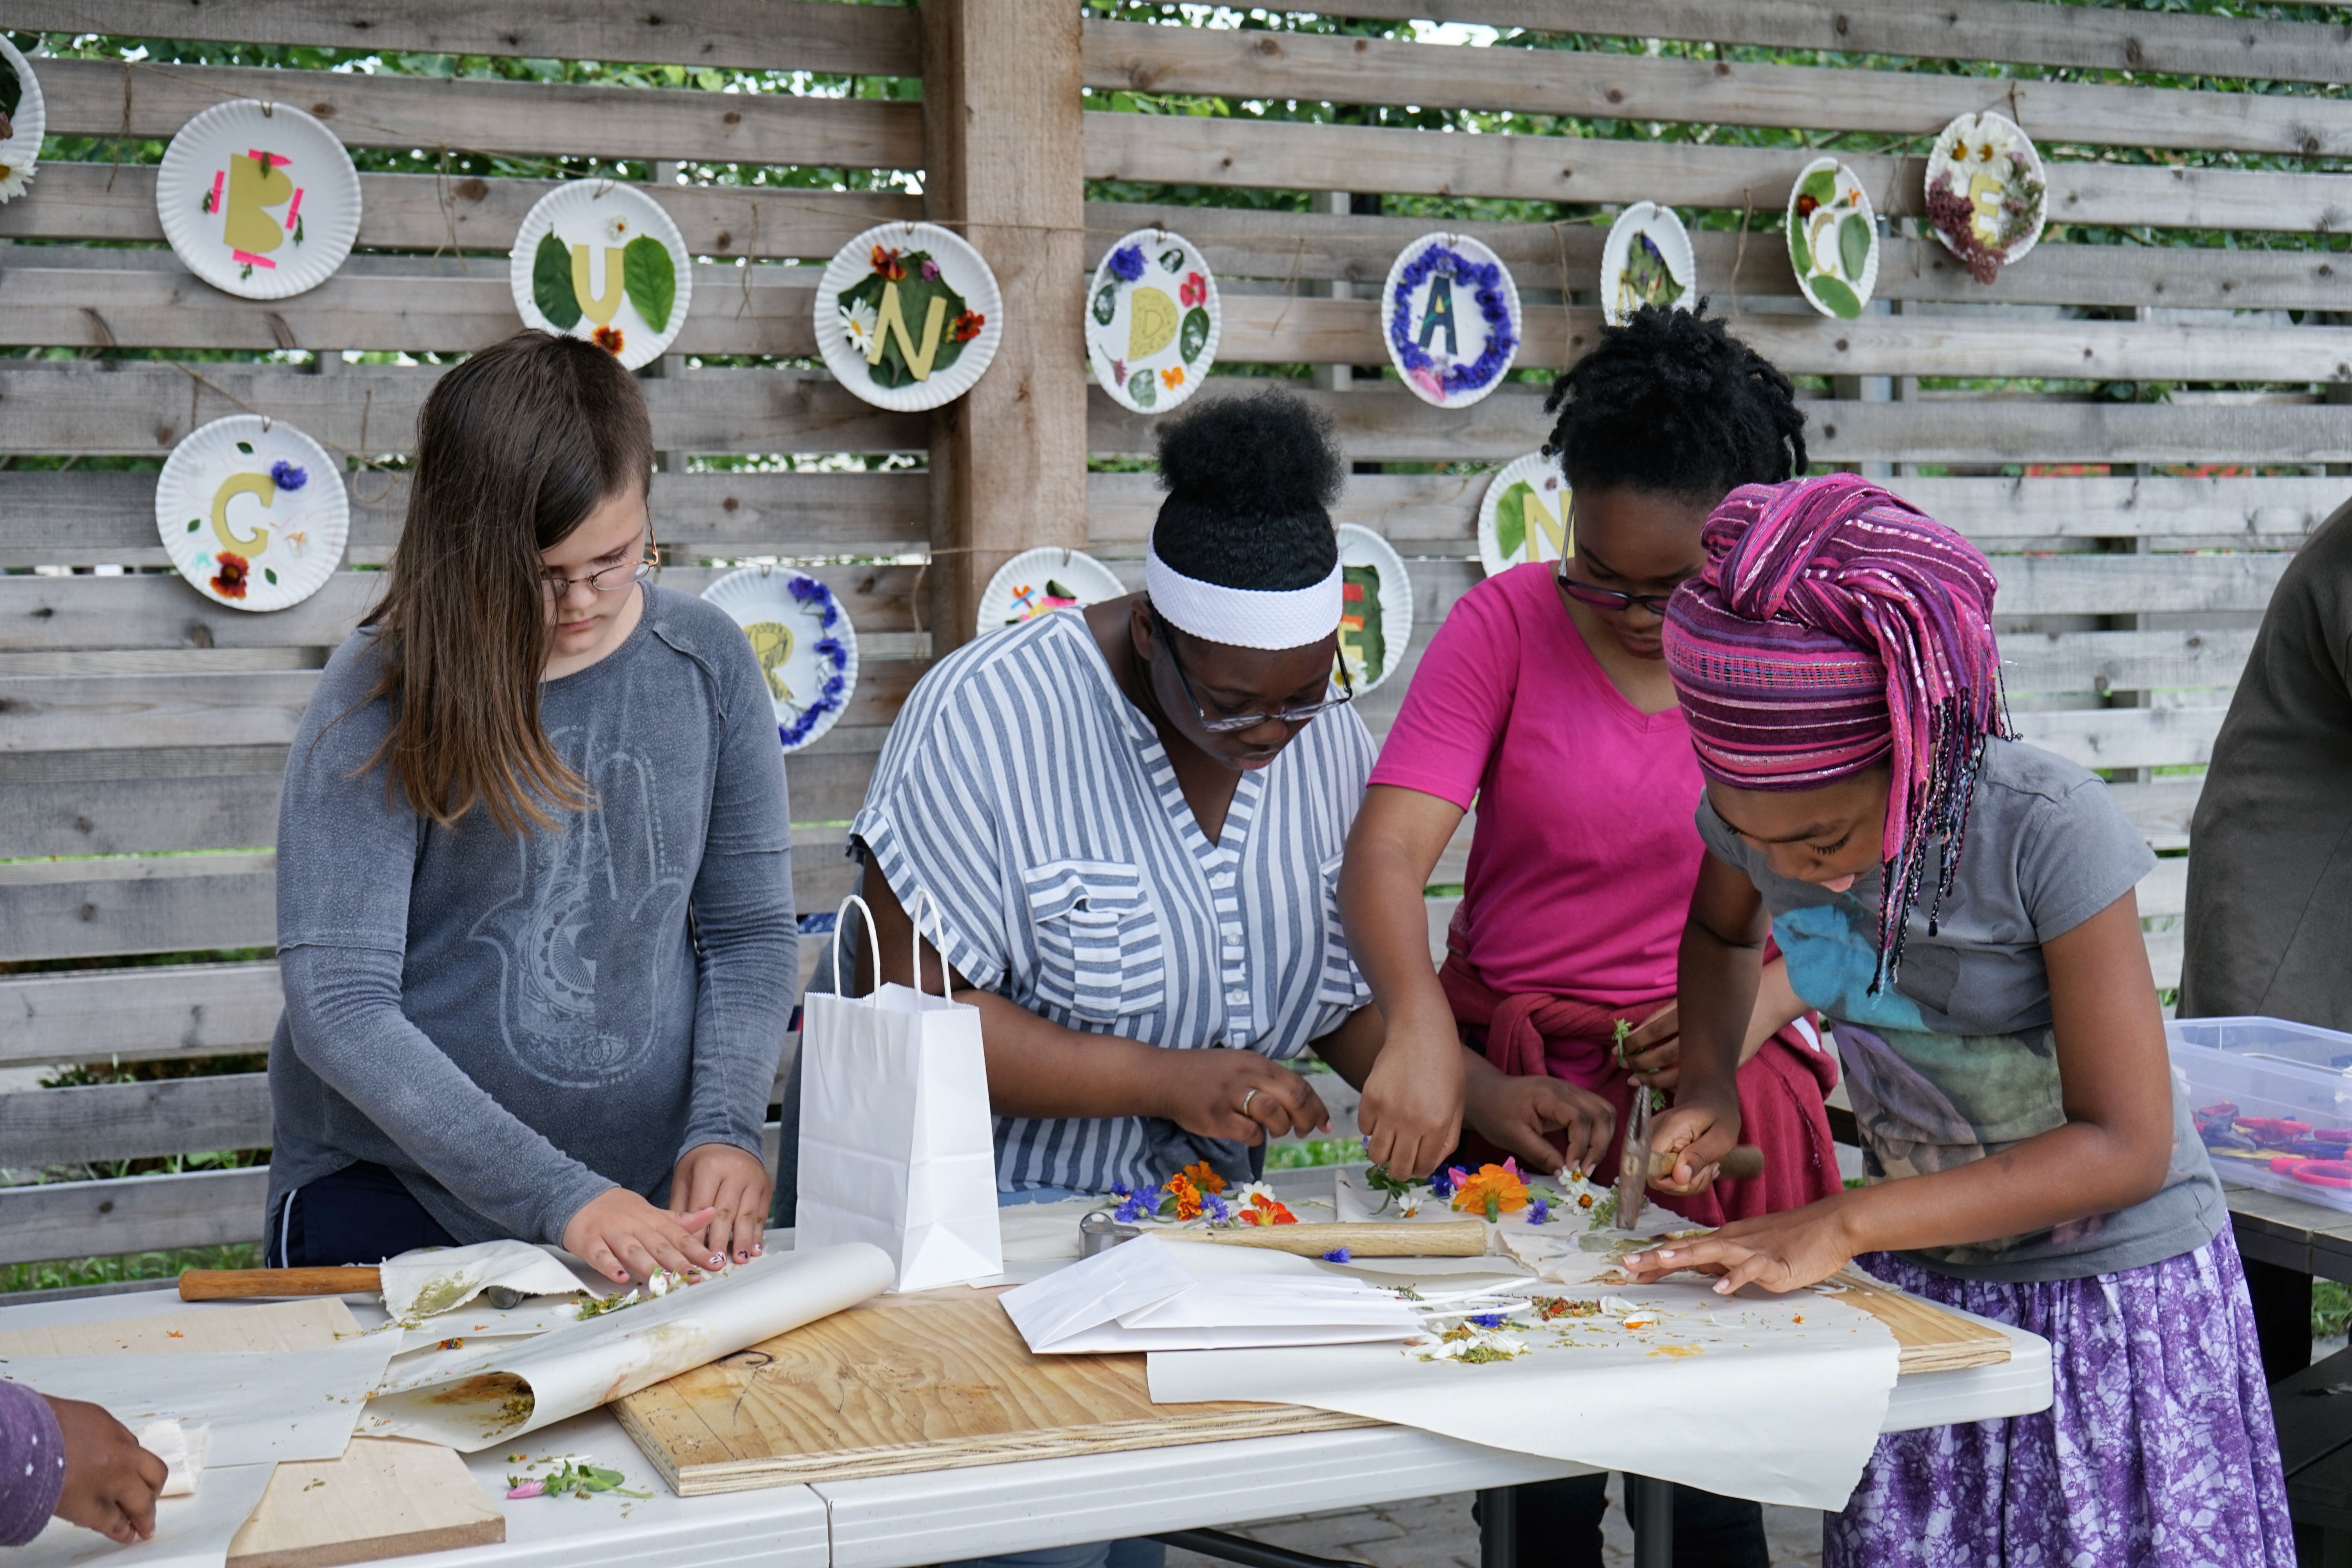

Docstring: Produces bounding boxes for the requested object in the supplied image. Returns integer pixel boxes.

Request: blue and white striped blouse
[850,609,1376,1196]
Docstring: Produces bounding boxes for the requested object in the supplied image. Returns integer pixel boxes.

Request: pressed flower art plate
[701,566,860,754]
[155,416,349,612]
[0,36,46,204]
[1381,233,1522,410]
[1476,452,1572,578]
[1335,525,1413,695]
[1086,228,1221,414]
[818,221,1003,413]
[976,547,1128,639]
[1925,111,2047,285]
[1600,202,1695,327]
[156,100,360,299]
[508,181,692,371]
[1786,158,1879,320]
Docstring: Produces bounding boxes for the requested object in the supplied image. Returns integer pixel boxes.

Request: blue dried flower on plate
[1109,244,1147,283]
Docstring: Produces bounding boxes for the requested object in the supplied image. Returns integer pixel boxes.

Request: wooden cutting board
[1830,1267,2012,1375]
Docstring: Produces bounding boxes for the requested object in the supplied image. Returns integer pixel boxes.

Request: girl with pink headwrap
[1628,474,2289,1566]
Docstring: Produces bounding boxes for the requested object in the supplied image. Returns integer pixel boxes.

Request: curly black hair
[1151,387,1343,591]
[1543,301,1807,499]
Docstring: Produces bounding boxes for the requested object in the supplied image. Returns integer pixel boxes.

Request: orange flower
[951,310,985,343]
[1166,1172,1203,1221]
[593,324,625,354]
[209,550,250,600]
[1179,1161,1227,1196]
[1238,1193,1296,1226]
[871,245,905,280]
[1449,1161,1530,1221]
[1161,366,1185,389]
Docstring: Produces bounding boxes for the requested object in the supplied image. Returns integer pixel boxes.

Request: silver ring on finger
[1241,1087,1259,1117]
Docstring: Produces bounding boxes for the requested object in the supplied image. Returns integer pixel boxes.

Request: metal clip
[1078,1210,1138,1258]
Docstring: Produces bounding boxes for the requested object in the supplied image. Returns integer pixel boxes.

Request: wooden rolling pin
[178,1268,534,1307]
[1156,1220,1488,1258]
[1647,1145,1765,1182]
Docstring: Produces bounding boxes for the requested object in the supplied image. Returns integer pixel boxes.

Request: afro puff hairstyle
[1151,387,1343,592]
[1543,301,1807,501]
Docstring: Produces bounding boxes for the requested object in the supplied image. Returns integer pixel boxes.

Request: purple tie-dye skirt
[1826,1226,2295,1567]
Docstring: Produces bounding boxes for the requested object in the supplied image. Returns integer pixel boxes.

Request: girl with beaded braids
[1341,303,1838,1568]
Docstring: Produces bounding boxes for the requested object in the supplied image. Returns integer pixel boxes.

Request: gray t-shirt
[1697,737,2223,1282]
[267,586,798,1247]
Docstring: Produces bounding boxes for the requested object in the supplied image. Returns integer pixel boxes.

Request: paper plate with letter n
[818,221,1004,413]
[1787,158,1878,320]
[509,182,692,371]
[1600,202,1694,328]
[1926,111,2047,286]
[0,34,46,204]
[1335,525,1414,695]
[156,100,361,298]
[1381,232,1522,410]
[976,547,1128,639]
[1087,228,1220,415]
[701,567,861,754]
[156,416,350,612]
[1477,452,1573,579]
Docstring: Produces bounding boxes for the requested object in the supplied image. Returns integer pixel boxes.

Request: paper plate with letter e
[509,182,691,371]
[818,221,1003,413]
[701,566,861,753]
[156,416,349,612]
[1477,452,1573,578]
[1926,111,2047,285]
[0,36,47,203]
[1787,158,1878,320]
[1601,202,1694,327]
[1087,228,1220,415]
[977,547,1128,639]
[156,100,360,299]
[1381,232,1522,410]
[1335,524,1413,695]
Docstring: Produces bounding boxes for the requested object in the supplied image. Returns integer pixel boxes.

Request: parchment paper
[5,1462,277,1568]
[363,1241,893,1450]
[0,1339,396,1467]
[377,1240,596,1323]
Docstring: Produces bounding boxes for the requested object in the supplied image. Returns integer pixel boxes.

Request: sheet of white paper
[6,1461,277,1568]
[1,1338,395,1466]
[137,1421,206,1497]
[1499,1228,1722,1289]
[1000,1235,1422,1354]
[389,1295,588,1352]
[363,1241,892,1450]
[999,1234,1192,1347]
[377,1240,593,1323]
[1148,1278,1900,1512]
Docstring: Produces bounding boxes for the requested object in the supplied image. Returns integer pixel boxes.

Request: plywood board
[1831,1270,2013,1377]
[226,1439,504,1568]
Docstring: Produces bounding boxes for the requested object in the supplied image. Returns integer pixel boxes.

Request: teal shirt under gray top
[266,586,797,1247]
[1697,737,2223,1283]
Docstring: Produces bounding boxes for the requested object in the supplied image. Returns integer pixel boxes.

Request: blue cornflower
[1426,1166,1459,1200]
[1201,1194,1231,1223]
[1470,1312,1506,1330]
[1108,244,1146,282]
[1321,1248,1352,1263]
[1113,1192,1151,1224]
[1527,1199,1550,1225]
[269,459,308,492]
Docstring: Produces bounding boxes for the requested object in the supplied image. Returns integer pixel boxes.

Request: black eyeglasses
[1151,608,1354,734]
[1556,565,1678,618]
[541,522,659,600]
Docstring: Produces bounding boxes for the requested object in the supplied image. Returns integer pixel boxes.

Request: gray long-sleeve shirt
[266,586,797,1247]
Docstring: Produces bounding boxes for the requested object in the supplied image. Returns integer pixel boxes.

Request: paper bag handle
[831,894,883,997]
[907,887,952,1002]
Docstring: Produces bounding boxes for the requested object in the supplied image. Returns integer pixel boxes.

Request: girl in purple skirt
[1625,474,2293,1566]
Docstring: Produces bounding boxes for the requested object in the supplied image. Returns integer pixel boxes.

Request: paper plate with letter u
[155,416,349,612]
[508,181,692,371]
[818,221,1004,413]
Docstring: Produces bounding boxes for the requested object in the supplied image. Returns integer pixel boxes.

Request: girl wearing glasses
[1338,305,1841,1568]
[847,387,1461,1212]
[266,331,796,1287]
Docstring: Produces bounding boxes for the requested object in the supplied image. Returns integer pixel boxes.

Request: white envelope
[999,1236,1422,1354]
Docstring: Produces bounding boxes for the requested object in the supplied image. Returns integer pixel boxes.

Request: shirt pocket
[1316,852,1363,1009]
[1023,859,1168,1024]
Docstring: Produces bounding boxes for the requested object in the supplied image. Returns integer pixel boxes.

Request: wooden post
[921,0,1089,656]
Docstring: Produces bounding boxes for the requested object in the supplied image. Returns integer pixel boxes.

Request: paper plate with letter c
[156,100,361,299]
[701,566,861,753]
[818,221,1004,413]
[1087,228,1220,415]
[509,181,692,371]
[155,416,350,612]
[1477,452,1573,578]
[1335,524,1413,695]
[1787,157,1878,320]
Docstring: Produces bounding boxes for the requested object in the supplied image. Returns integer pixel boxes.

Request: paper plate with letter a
[156,100,361,299]
[1335,525,1414,695]
[1381,232,1522,410]
[1787,157,1878,320]
[156,416,350,612]
[818,221,1004,413]
[1087,228,1220,415]
[509,181,692,371]
[0,34,47,204]
[1477,452,1572,578]
[701,567,861,754]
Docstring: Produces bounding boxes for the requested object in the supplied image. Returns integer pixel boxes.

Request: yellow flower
[1179,1161,1227,1196]
[1449,1161,1530,1222]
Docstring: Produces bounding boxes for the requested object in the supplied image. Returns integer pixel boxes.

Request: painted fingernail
[709,1255,725,1268]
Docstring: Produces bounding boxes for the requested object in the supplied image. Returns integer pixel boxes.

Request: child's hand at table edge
[45,1395,166,1544]
[1644,1089,1742,1197]
[671,1142,772,1266]
[562,1187,724,1285]
[1622,1198,1858,1296]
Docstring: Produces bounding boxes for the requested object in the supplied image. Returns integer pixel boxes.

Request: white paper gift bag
[796,894,1004,1290]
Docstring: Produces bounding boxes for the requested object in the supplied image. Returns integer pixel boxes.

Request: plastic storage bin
[2169,1014,2352,1215]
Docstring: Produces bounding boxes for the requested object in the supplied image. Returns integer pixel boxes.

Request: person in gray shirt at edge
[265,330,796,1288]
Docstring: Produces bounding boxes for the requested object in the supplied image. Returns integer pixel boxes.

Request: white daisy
[603,214,632,244]
[839,295,879,350]
[0,158,33,204]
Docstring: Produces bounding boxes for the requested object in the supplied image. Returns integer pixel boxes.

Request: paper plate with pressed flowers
[1335,524,1414,695]
[1926,111,2047,285]
[1087,228,1220,415]
[1476,452,1573,578]
[155,416,350,612]
[1786,157,1879,320]
[1600,203,1695,328]
[1381,232,1523,410]
[701,566,862,754]
[976,547,1128,639]
[818,221,1003,413]
[508,181,692,371]
[156,100,361,299]
[0,36,46,204]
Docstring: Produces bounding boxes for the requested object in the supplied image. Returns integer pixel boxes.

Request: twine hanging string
[167,359,406,506]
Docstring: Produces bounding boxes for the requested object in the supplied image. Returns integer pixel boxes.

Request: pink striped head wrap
[1662,474,2009,989]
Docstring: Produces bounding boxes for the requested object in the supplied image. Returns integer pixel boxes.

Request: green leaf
[1840,214,1872,284]
[622,236,675,333]
[1787,222,1812,278]
[1179,307,1210,365]
[1799,167,1837,207]
[186,518,201,533]
[1809,275,1863,319]
[1092,282,1118,327]
[532,232,581,330]
[263,567,279,585]
[1494,482,1531,560]
[235,441,254,456]
[1126,367,1157,408]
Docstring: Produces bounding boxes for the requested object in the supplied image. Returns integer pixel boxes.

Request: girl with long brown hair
[265,330,797,1286]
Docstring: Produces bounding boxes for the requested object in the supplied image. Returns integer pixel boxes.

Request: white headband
[1145,544,1343,652]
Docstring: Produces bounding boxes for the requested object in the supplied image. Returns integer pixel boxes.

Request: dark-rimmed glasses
[541,522,659,600]
[1556,565,1678,618]
[1152,608,1354,734]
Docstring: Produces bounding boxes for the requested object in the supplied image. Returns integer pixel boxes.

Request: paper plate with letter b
[1477,452,1573,578]
[508,181,692,371]
[818,221,1004,413]
[156,100,360,299]
[155,416,350,612]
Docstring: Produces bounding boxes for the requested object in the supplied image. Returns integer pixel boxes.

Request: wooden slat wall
[2,0,2321,1261]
